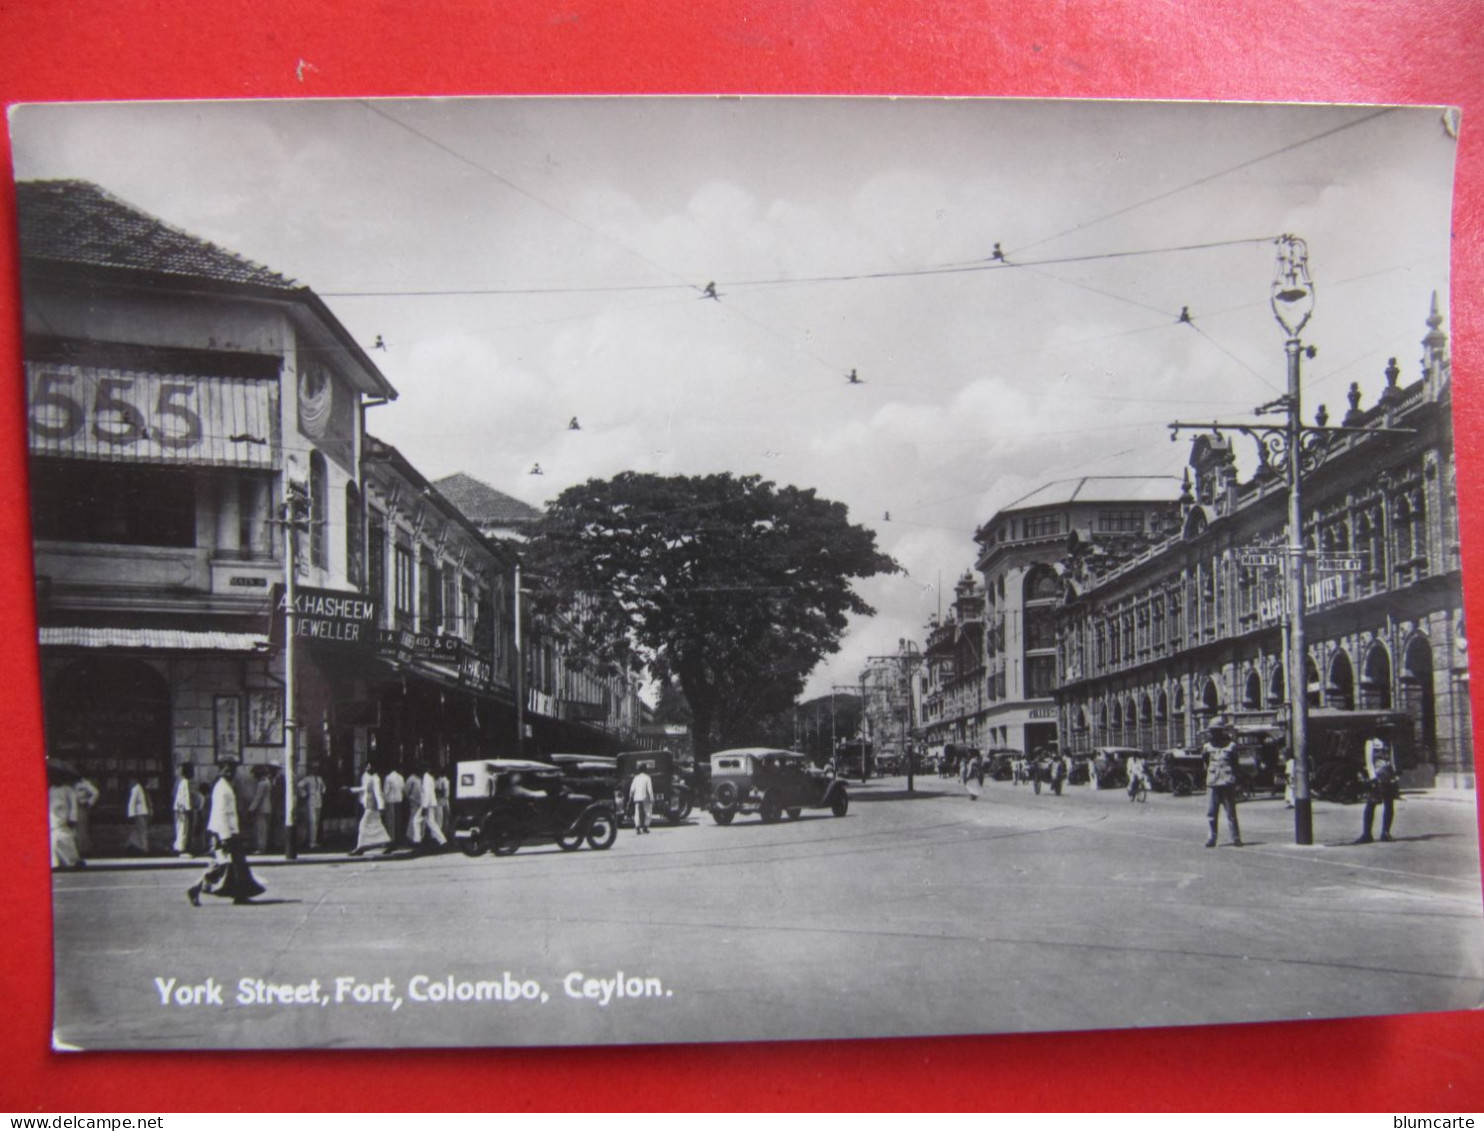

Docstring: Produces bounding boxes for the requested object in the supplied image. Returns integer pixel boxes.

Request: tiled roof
[1001,475,1181,512]
[17,179,297,291]
[40,627,269,652]
[433,473,543,525]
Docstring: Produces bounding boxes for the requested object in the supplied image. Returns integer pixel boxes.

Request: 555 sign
[27,363,279,469]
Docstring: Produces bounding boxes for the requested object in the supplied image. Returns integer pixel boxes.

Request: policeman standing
[1357,728,1400,843]
[1203,716,1242,848]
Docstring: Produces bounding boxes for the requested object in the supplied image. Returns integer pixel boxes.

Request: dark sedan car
[707,748,849,825]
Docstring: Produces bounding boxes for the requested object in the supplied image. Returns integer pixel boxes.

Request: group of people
[167,762,330,858]
[1201,716,1400,848]
[348,762,451,856]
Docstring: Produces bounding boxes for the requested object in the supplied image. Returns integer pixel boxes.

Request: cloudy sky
[9,98,1458,698]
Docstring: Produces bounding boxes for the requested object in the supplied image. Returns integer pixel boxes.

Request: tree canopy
[525,472,899,754]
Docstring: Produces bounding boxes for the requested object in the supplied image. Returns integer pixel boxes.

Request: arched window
[1401,635,1436,754]
[309,451,328,569]
[345,482,364,589]
[1243,670,1262,709]
[1361,643,1392,710]
[1327,650,1356,711]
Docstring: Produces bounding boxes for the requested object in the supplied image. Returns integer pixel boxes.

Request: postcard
[11,97,1479,1050]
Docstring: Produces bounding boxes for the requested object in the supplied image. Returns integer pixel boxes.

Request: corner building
[969,478,1182,755]
[1054,300,1470,787]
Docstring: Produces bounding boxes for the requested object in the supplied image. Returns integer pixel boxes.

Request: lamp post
[1272,235,1317,845]
[1169,235,1411,844]
[278,476,311,861]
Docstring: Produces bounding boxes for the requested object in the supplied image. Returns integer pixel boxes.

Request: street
[52,780,1484,1050]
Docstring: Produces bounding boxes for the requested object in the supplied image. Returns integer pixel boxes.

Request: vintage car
[1154,748,1207,796]
[985,749,1022,782]
[452,759,619,856]
[614,749,693,825]
[1087,746,1142,790]
[549,753,618,800]
[707,748,850,825]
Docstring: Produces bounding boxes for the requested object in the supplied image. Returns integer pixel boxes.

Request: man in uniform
[1357,728,1400,843]
[1203,717,1242,848]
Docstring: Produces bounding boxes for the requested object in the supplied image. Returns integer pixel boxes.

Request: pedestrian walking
[298,764,326,849]
[1203,717,1242,847]
[248,765,273,854]
[73,776,99,856]
[124,775,152,854]
[1356,729,1400,843]
[48,765,83,870]
[187,759,265,906]
[172,763,198,856]
[435,770,451,836]
[404,770,423,843]
[629,764,655,833]
[382,766,405,846]
[411,765,448,850]
[349,762,392,856]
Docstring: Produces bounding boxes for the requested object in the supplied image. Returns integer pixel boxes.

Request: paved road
[51,778,1484,1049]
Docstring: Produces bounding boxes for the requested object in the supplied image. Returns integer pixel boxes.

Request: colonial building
[970,477,1182,754]
[21,179,397,845]
[431,471,643,754]
[919,572,989,749]
[21,180,641,851]
[1054,300,1469,787]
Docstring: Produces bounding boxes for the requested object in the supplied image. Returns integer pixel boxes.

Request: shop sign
[270,585,379,650]
[413,632,463,665]
[1028,707,1056,719]
[376,628,416,666]
[27,363,279,469]
[459,646,493,690]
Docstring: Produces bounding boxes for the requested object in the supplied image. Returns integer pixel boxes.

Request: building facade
[22,180,641,850]
[969,478,1182,755]
[22,179,397,845]
[1054,301,1469,786]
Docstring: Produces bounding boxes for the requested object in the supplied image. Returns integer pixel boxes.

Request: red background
[2,0,1482,1112]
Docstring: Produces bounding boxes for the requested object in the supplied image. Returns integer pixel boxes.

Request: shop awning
[39,627,270,652]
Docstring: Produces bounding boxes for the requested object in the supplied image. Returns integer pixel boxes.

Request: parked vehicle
[985,749,1022,782]
[834,739,875,781]
[1155,748,1207,796]
[707,748,850,824]
[1088,746,1141,790]
[549,753,618,800]
[453,759,619,856]
[614,749,692,825]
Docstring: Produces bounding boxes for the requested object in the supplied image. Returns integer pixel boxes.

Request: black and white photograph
[11,97,1480,1051]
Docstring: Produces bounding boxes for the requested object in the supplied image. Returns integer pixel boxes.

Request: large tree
[525,472,899,755]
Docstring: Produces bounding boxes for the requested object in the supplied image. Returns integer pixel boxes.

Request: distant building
[919,572,988,749]
[971,477,1182,755]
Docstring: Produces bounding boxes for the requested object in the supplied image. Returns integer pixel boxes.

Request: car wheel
[557,831,584,851]
[713,781,738,809]
[786,808,802,820]
[759,795,782,824]
[675,790,694,822]
[492,834,521,857]
[831,792,849,818]
[585,812,618,850]
[457,832,486,858]
[710,807,735,826]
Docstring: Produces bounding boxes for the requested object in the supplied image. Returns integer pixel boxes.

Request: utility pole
[274,476,312,861]
[1170,235,1411,844]
[513,559,525,759]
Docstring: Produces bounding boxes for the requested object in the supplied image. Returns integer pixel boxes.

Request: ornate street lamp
[1170,235,1411,844]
